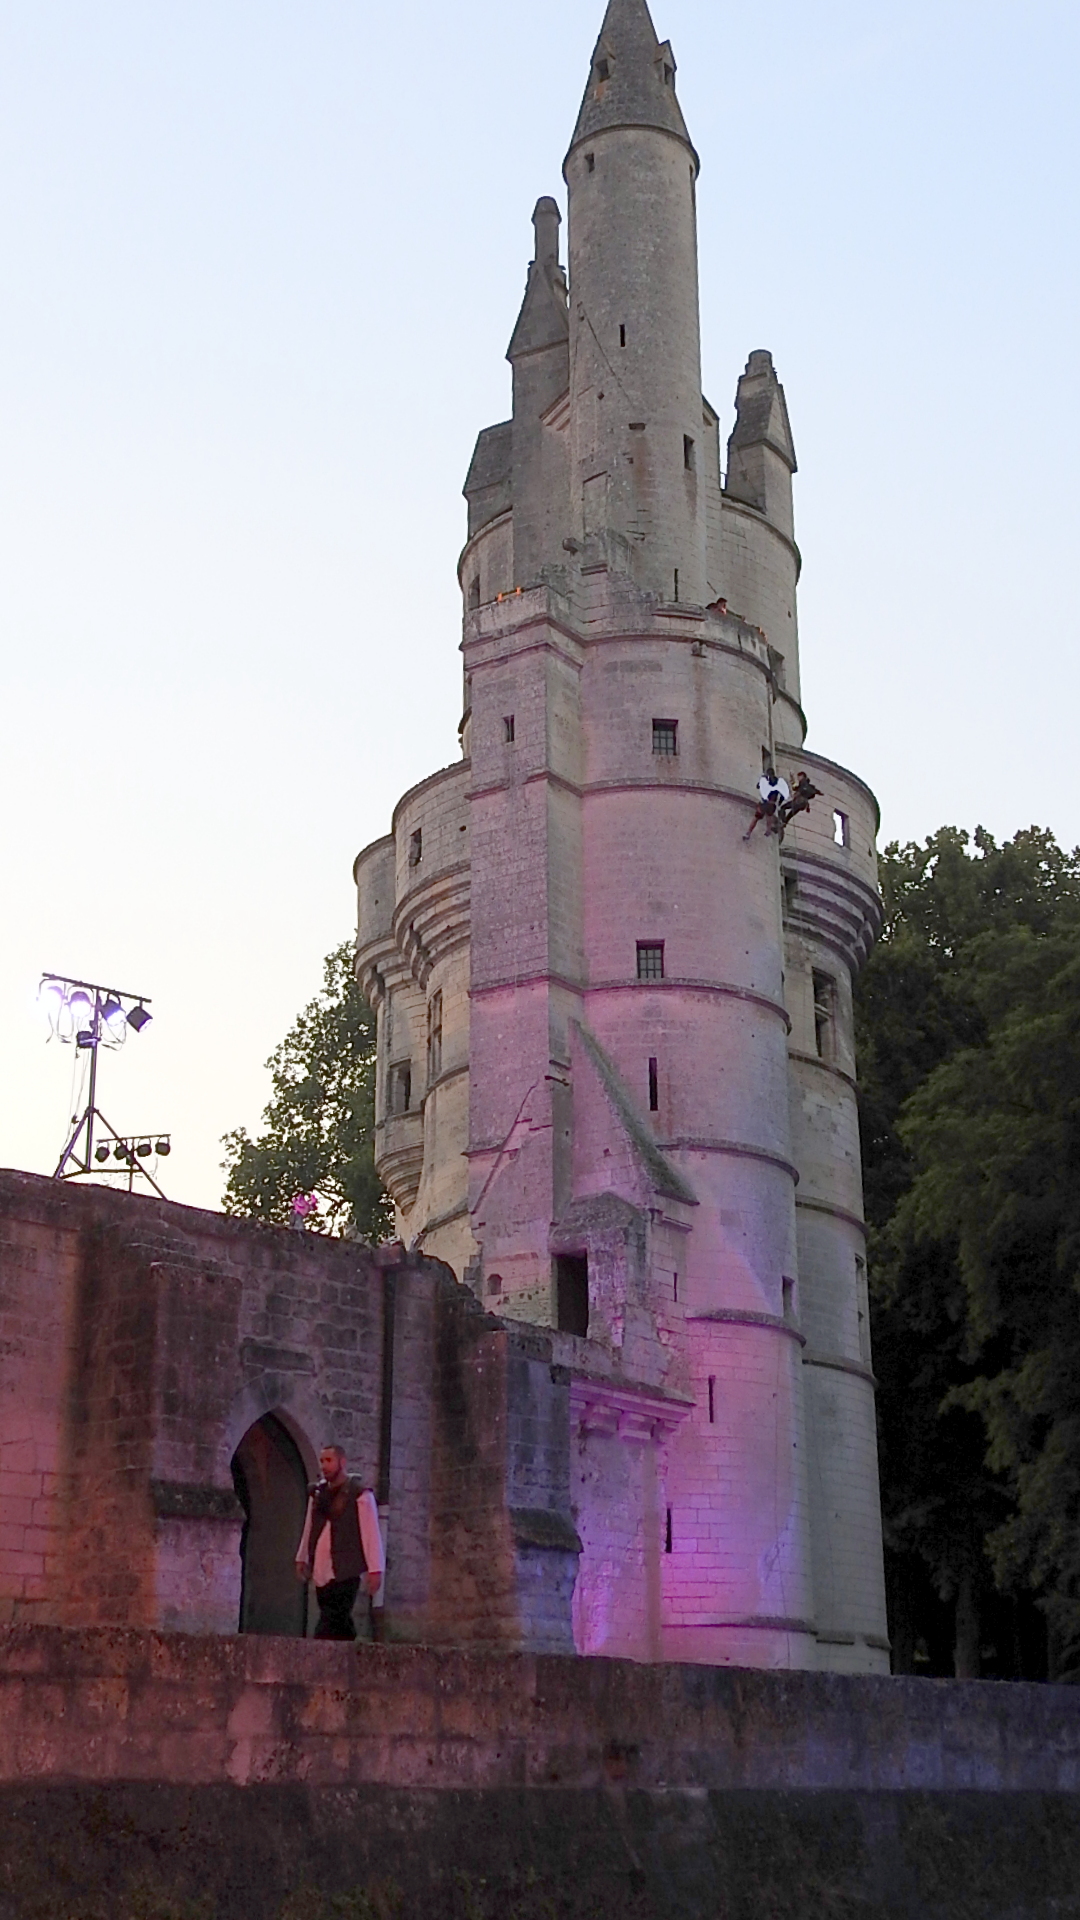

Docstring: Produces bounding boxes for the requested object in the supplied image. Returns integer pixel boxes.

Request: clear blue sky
[1,0,1077,1210]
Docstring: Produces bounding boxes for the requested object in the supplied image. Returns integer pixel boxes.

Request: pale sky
[1,0,1077,1211]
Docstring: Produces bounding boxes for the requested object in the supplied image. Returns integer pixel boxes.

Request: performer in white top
[295,1444,384,1640]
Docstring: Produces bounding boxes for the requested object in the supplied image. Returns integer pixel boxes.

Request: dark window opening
[782,1276,795,1322]
[409,828,422,867]
[426,989,442,1084]
[468,576,480,609]
[648,1056,659,1111]
[665,1508,673,1553]
[391,1063,412,1114]
[504,714,515,744]
[619,324,626,347]
[585,152,595,173]
[673,1270,678,1303]
[683,435,695,470]
[595,57,610,81]
[637,941,664,981]
[813,969,835,1061]
[783,871,798,914]
[673,568,679,601]
[556,1254,589,1337]
[487,1272,503,1298]
[663,61,674,85]
[652,718,678,756]
[707,1377,716,1424]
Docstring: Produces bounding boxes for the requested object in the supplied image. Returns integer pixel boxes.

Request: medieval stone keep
[355,0,889,1672]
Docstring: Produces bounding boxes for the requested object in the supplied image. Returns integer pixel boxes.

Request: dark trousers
[314,1577,360,1640]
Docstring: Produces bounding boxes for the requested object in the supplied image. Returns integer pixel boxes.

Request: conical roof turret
[566,0,696,166]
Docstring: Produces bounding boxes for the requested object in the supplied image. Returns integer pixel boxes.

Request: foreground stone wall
[3,1627,1080,1919]
[0,1173,581,1651]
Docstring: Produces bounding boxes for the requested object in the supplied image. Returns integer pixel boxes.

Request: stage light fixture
[156,1139,171,1157]
[137,1140,151,1158]
[94,1144,110,1163]
[126,1003,151,1034]
[67,989,93,1030]
[102,997,127,1040]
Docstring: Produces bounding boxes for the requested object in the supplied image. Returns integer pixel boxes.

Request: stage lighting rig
[39,972,171,1198]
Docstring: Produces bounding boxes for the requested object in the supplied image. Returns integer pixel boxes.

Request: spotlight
[136,1140,151,1158]
[155,1138,171,1157]
[126,1003,151,1034]
[94,1144,110,1163]
[67,989,93,1031]
[40,980,64,1027]
[113,1141,129,1162]
[102,998,127,1041]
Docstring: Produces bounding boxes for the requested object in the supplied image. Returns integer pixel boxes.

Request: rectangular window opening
[683,435,695,470]
[673,1270,678,1303]
[665,1508,673,1554]
[636,941,664,981]
[409,828,422,867]
[783,871,798,914]
[707,1377,716,1424]
[813,969,835,1061]
[504,714,515,744]
[585,152,596,173]
[619,324,626,347]
[673,568,679,601]
[782,1276,795,1322]
[652,718,678,756]
[833,809,849,847]
[390,1063,412,1114]
[856,1256,870,1362]
[555,1253,589,1338]
[468,576,480,609]
[648,1056,659,1111]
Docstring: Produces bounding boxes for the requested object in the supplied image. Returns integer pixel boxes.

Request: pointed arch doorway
[231,1412,311,1636]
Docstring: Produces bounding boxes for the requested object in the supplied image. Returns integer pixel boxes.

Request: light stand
[42,973,170,1199]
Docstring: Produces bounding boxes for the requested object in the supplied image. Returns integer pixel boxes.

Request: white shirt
[297,1483,384,1587]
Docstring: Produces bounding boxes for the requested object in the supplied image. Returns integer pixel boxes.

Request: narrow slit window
[555,1253,589,1337]
[391,1064,412,1114]
[783,871,798,914]
[636,941,664,981]
[813,969,835,1061]
[619,324,626,347]
[665,1508,673,1554]
[707,1377,716,1423]
[408,828,422,867]
[833,809,849,847]
[468,576,480,609]
[595,56,610,81]
[504,714,515,744]
[652,718,677,756]
[585,151,595,173]
[673,568,680,601]
[648,1056,659,1111]
[673,1271,678,1303]
[426,989,443,1084]
[683,435,695,470]
[782,1276,795,1322]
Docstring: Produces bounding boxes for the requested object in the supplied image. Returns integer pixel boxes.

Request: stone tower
[355,0,889,1673]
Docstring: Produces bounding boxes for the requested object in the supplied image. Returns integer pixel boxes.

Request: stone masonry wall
[0,1171,581,1652]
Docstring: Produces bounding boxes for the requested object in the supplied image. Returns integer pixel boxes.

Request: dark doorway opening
[556,1253,589,1337]
[231,1412,310,1636]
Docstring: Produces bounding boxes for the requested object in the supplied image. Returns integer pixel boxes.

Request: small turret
[506,197,571,589]
[725,350,797,540]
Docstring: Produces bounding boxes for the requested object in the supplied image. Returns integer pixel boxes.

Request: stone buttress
[355,0,889,1674]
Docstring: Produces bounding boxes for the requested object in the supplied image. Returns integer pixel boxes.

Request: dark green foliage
[220,943,391,1244]
[856,825,1080,1674]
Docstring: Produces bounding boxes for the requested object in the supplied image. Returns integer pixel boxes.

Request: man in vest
[295,1444,385,1640]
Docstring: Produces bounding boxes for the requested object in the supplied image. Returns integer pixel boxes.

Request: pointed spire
[566,0,695,164]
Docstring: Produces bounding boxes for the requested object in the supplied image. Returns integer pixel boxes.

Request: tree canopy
[856,825,1080,1676]
[221,942,391,1242]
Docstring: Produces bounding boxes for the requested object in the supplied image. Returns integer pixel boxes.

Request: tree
[221,942,391,1242]
[856,826,1080,1676]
